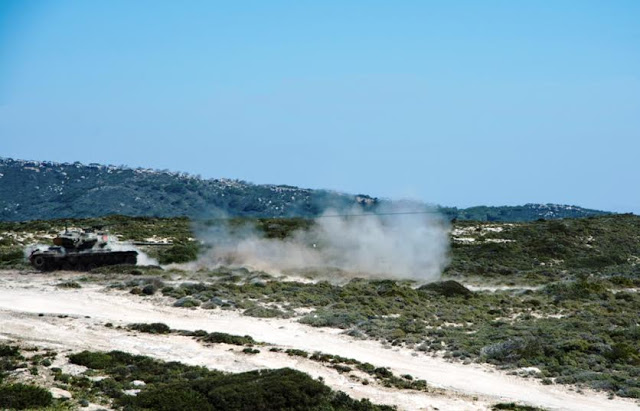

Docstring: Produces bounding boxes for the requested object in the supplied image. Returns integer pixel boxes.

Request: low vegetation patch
[128,322,171,334]
[146,269,640,397]
[67,350,394,410]
[0,383,53,409]
[56,280,82,289]
[196,331,256,346]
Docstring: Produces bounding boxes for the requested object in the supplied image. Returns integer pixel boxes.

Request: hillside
[0,158,374,221]
[440,203,611,222]
[1,213,639,407]
[0,157,610,222]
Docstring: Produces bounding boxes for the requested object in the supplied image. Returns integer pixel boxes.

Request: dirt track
[0,271,637,411]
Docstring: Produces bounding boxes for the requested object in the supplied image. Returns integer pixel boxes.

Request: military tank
[28,228,137,271]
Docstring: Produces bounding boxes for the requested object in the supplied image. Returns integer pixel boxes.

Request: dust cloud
[196,206,450,282]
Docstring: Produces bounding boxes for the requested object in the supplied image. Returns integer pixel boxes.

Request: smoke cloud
[196,205,450,282]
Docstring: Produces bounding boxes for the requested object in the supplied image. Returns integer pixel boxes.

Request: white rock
[50,387,73,399]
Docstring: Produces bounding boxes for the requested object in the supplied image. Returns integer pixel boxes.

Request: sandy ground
[0,271,638,411]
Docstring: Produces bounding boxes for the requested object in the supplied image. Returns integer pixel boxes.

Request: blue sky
[1,1,639,213]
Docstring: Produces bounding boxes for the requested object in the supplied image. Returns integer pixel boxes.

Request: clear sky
[1,1,638,213]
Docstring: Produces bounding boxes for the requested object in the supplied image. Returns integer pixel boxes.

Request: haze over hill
[0,158,610,222]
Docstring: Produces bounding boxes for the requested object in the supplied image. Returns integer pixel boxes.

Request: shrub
[0,383,53,409]
[128,323,171,334]
[0,248,24,266]
[69,351,114,369]
[199,332,255,346]
[0,345,20,357]
[142,284,157,295]
[243,306,288,318]
[418,280,473,298]
[57,280,82,288]
[158,242,199,264]
[120,367,393,411]
[492,403,545,411]
[300,310,366,329]
[545,279,609,300]
[285,349,309,358]
[174,297,201,308]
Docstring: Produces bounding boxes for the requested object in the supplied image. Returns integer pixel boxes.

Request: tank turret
[28,227,137,271]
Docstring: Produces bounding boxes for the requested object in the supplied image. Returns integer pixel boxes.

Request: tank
[28,228,137,271]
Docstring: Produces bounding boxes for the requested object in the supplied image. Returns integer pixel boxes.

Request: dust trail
[196,205,450,282]
[104,238,158,266]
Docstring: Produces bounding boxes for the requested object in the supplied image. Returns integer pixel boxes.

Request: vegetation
[119,324,430,393]
[194,331,256,346]
[128,323,171,334]
[0,383,53,409]
[150,266,640,397]
[0,158,370,222]
[440,204,609,222]
[0,158,606,222]
[0,345,59,409]
[446,214,640,285]
[2,213,640,400]
[56,280,82,289]
[67,350,394,410]
[0,344,23,383]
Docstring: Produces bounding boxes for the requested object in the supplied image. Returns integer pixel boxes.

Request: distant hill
[438,204,611,222]
[0,158,610,222]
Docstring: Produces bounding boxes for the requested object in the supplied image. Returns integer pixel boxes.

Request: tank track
[30,251,137,271]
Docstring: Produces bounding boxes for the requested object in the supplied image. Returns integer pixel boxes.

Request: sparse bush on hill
[446,214,640,284]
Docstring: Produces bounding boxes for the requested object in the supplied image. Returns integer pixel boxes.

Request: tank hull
[29,249,138,271]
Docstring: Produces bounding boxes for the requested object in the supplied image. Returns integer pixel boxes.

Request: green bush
[121,368,392,411]
[243,306,288,318]
[61,350,393,411]
[174,297,201,308]
[418,280,474,298]
[69,351,115,369]
[57,280,82,288]
[0,383,53,409]
[199,332,255,346]
[492,403,545,411]
[300,310,366,329]
[285,349,309,358]
[0,248,24,266]
[158,242,199,264]
[129,323,171,334]
[0,345,20,358]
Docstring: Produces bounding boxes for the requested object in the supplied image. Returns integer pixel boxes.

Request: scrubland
[0,214,638,410]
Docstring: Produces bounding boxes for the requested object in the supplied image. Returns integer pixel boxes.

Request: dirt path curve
[0,273,637,411]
